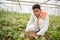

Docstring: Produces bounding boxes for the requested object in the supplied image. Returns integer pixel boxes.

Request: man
[25,4,49,40]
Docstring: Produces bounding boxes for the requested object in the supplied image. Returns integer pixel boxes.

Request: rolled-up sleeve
[37,15,49,36]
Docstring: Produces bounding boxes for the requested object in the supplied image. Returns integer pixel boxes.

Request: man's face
[33,8,41,17]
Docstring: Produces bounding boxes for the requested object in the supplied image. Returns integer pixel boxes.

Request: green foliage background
[0,10,60,40]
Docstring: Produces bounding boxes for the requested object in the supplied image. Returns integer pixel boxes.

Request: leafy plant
[0,10,60,40]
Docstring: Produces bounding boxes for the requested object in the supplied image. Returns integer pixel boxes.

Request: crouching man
[25,4,49,40]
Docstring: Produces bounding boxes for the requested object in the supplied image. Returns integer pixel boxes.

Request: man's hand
[25,31,40,40]
[25,31,38,37]
[29,31,38,37]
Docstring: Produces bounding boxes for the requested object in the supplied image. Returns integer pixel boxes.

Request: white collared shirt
[25,12,49,36]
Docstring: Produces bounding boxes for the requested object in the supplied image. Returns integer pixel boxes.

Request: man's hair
[32,4,41,10]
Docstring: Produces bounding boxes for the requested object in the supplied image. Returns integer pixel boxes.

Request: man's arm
[36,15,49,36]
[25,14,34,32]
